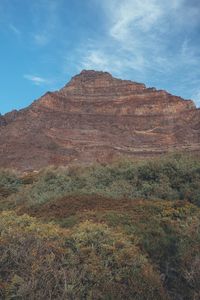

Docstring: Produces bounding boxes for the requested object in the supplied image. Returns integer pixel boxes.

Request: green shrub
[0,169,21,197]
[3,154,200,208]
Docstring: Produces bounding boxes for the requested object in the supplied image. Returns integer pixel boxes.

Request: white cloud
[79,46,151,80]
[78,0,200,78]
[101,0,186,67]
[24,74,50,86]
[82,50,109,70]
[108,0,163,42]
[74,0,200,107]
[78,1,166,75]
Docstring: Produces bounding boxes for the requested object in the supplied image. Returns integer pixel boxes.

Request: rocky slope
[0,70,200,170]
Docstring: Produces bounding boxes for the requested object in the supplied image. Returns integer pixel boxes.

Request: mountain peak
[62,70,146,93]
[68,69,113,84]
[0,70,199,170]
[79,69,112,77]
[60,70,117,93]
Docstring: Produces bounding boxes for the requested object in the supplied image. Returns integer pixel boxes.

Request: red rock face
[0,70,200,170]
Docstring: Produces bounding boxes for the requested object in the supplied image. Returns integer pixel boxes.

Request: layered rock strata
[0,70,199,170]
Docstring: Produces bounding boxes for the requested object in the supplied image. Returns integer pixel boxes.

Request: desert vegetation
[0,154,200,299]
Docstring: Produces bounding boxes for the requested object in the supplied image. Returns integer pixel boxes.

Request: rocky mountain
[0,70,200,170]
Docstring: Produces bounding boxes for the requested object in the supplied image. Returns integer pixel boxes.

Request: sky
[0,0,200,114]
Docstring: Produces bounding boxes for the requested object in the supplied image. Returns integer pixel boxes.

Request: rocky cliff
[0,70,200,170]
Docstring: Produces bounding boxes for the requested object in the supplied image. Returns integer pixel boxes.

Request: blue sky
[0,0,200,114]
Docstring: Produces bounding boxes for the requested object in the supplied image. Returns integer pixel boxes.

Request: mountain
[0,70,200,170]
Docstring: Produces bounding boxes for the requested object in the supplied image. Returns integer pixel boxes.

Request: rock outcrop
[0,70,200,170]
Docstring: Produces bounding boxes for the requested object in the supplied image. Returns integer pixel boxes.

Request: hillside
[0,155,200,299]
[1,70,200,170]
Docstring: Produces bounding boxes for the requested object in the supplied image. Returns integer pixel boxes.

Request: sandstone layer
[0,70,200,170]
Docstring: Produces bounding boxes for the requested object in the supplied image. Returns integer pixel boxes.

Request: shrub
[0,169,21,197]
[0,212,167,299]
[5,154,200,208]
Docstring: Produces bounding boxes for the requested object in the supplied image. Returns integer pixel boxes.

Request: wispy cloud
[24,74,50,86]
[80,47,148,76]
[31,0,61,46]
[73,0,200,106]
[33,33,50,47]
[78,0,200,76]
[1,0,200,109]
[180,38,199,66]
[108,0,163,42]
[192,90,200,107]
[82,50,109,70]
[81,49,125,74]
[9,24,21,36]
